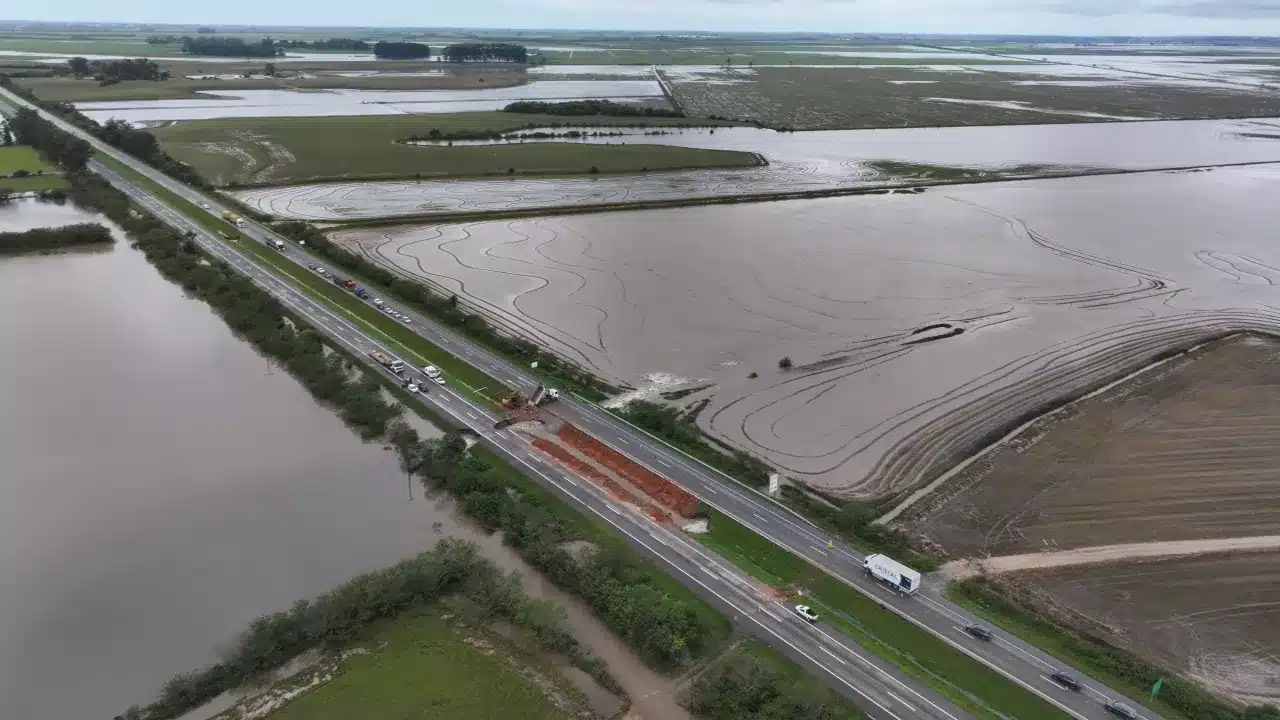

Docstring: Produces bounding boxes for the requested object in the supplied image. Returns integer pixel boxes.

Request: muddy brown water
[0,199,671,719]
[331,164,1280,500]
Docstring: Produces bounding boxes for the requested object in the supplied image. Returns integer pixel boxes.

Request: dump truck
[342,280,356,291]
[863,554,921,595]
[368,351,405,374]
[222,210,235,222]
[530,384,561,406]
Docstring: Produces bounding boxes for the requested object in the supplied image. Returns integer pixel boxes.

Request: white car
[200,202,211,209]
[373,298,384,306]
[431,376,446,386]
[794,604,819,623]
[406,383,419,394]
[315,267,326,275]
[401,317,412,324]
[423,365,440,378]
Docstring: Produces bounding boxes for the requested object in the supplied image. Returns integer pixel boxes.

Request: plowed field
[912,334,1280,556]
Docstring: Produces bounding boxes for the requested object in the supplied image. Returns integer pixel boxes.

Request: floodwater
[76,80,664,125]
[0,199,666,718]
[235,116,1280,220]
[330,165,1280,500]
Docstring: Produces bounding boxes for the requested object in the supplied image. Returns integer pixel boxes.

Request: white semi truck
[864,554,922,595]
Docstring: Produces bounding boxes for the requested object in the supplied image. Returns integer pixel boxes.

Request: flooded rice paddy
[75,80,665,125]
[330,165,1280,499]
[234,116,1280,220]
[0,199,660,718]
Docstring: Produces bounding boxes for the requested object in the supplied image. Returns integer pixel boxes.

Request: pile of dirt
[557,425,702,517]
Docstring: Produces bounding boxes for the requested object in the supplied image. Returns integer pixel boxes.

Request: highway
[1,86,1165,720]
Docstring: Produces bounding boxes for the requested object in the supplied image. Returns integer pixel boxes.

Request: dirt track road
[945,535,1280,577]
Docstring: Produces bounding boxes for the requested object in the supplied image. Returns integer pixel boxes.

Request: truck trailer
[368,351,405,375]
[863,554,921,594]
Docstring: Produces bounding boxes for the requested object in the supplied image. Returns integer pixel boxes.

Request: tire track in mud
[708,310,1280,499]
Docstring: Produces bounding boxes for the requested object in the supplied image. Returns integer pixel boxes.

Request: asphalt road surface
[1,86,1167,720]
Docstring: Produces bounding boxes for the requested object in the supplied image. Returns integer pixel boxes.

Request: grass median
[94,152,508,405]
[698,510,1072,720]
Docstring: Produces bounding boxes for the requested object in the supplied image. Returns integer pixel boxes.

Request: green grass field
[697,511,1071,720]
[0,145,60,175]
[265,611,571,720]
[151,113,753,186]
[0,174,69,192]
[95,153,508,404]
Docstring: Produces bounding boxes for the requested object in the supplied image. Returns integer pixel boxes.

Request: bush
[504,99,684,118]
[0,222,113,254]
[777,356,792,369]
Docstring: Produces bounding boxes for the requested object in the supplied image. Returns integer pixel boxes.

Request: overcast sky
[10,0,1280,36]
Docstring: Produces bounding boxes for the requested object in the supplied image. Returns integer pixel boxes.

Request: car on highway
[1104,700,1139,719]
[315,267,326,276]
[423,365,440,378]
[431,376,446,386]
[401,317,412,324]
[793,604,819,623]
[200,202,210,209]
[406,383,420,394]
[373,298,384,307]
[1050,670,1082,691]
[964,624,994,641]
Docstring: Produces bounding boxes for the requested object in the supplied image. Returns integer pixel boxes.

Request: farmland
[667,65,1280,130]
[152,112,757,185]
[910,334,1280,557]
[973,552,1280,709]
[0,145,65,191]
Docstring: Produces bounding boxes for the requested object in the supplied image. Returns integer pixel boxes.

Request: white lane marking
[655,457,672,467]
[607,505,621,514]
[812,546,829,556]
[704,485,717,494]
[820,646,848,665]
[466,412,478,420]
[886,692,918,714]
[753,512,768,521]
[616,436,629,444]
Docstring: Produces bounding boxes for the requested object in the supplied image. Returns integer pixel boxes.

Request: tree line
[5,106,91,172]
[67,57,167,85]
[181,36,283,58]
[273,221,616,401]
[117,539,609,720]
[443,43,527,63]
[1,78,208,189]
[0,222,113,254]
[504,99,685,118]
[373,41,432,59]
[277,38,370,51]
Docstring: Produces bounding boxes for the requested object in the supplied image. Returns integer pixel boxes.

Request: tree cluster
[6,107,90,172]
[118,539,595,720]
[181,36,283,58]
[373,41,432,60]
[96,118,206,187]
[0,222,113,254]
[145,35,181,45]
[273,221,615,401]
[67,57,167,85]
[442,43,527,63]
[276,38,370,51]
[504,99,684,118]
[952,579,1280,720]
[690,647,864,720]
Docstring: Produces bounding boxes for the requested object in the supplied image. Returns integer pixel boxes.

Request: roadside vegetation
[949,577,1280,720]
[696,511,1069,720]
[613,400,937,568]
[0,222,112,254]
[688,640,867,719]
[0,143,67,192]
[275,221,617,401]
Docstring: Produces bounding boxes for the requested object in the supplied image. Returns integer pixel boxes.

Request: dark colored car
[1050,670,1082,691]
[1104,700,1139,719]
[963,624,993,641]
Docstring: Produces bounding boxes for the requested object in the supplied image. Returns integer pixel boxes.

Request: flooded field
[998,552,1280,706]
[75,80,664,124]
[909,334,1280,556]
[0,200,661,719]
[330,165,1280,499]
[233,115,1280,220]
